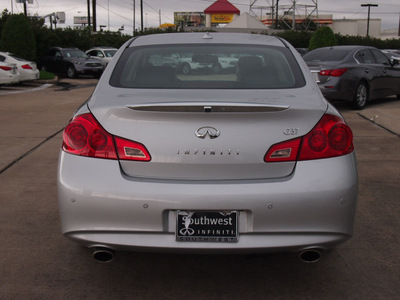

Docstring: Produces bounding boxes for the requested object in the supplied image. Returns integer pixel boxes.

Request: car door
[355,49,388,99]
[42,49,58,72]
[371,49,400,97]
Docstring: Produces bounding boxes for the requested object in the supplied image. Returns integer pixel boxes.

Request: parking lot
[0,78,399,299]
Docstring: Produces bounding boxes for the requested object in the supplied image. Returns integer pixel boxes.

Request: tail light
[0,66,12,71]
[319,68,347,77]
[265,114,353,162]
[21,64,33,70]
[62,113,151,161]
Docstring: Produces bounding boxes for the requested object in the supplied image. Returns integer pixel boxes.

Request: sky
[2,0,399,33]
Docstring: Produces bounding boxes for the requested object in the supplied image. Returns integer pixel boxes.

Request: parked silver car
[58,33,358,263]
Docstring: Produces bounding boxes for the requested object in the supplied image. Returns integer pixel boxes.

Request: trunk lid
[89,88,327,181]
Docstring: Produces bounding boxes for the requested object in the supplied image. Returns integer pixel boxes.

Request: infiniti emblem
[195,126,220,139]
[179,227,195,236]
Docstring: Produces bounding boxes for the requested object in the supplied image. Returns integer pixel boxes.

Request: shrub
[308,26,337,51]
[275,30,313,48]
[0,14,36,61]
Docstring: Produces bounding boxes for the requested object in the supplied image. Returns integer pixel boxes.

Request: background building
[332,19,381,38]
[204,0,240,27]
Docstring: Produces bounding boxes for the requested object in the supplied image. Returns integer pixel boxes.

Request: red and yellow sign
[211,14,234,23]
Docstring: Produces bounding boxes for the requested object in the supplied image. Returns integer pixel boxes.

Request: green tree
[308,26,336,51]
[275,30,313,48]
[0,13,36,61]
[0,9,11,38]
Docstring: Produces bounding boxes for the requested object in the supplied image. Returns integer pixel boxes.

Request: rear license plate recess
[176,210,238,243]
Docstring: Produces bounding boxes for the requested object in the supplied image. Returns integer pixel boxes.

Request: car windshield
[62,50,88,59]
[303,49,349,62]
[104,50,117,57]
[110,44,305,89]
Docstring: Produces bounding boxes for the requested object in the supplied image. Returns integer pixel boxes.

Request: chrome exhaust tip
[92,247,115,263]
[299,249,321,263]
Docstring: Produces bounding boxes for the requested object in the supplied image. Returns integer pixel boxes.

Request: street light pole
[361,4,378,37]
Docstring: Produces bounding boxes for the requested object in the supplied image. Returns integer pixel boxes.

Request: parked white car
[86,47,118,68]
[0,52,39,82]
[0,61,20,85]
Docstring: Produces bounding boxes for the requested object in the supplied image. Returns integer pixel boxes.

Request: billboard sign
[174,12,205,27]
[74,16,88,25]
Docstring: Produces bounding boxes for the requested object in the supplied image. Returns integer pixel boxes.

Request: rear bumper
[66,232,350,254]
[19,70,40,82]
[57,151,358,253]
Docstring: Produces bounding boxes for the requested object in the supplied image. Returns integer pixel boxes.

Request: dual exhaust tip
[299,249,322,263]
[92,247,115,263]
[91,247,321,264]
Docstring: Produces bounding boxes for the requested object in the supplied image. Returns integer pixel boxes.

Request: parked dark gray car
[304,45,400,109]
[40,47,103,78]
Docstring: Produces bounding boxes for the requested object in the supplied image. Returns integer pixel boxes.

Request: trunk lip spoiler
[127,103,290,113]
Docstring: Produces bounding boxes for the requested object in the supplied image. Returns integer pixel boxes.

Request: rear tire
[352,82,368,110]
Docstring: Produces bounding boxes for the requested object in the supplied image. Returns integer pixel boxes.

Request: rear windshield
[303,49,349,62]
[109,44,305,89]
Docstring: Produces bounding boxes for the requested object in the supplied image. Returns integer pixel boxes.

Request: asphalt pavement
[0,79,399,299]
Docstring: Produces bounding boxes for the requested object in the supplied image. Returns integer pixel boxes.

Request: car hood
[87,86,328,181]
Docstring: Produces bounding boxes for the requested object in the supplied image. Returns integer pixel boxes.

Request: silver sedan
[57,33,358,263]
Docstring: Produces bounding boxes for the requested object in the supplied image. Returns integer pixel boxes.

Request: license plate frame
[176,210,238,243]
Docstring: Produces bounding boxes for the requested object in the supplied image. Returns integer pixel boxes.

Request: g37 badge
[283,128,299,135]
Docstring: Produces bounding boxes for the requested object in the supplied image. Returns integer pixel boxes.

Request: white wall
[332,19,381,37]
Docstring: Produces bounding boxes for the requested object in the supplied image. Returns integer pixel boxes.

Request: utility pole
[92,0,97,32]
[133,0,136,35]
[361,4,378,37]
[23,0,27,16]
[398,12,400,37]
[292,0,296,30]
[87,0,91,31]
[275,0,279,29]
[140,0,143,33]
